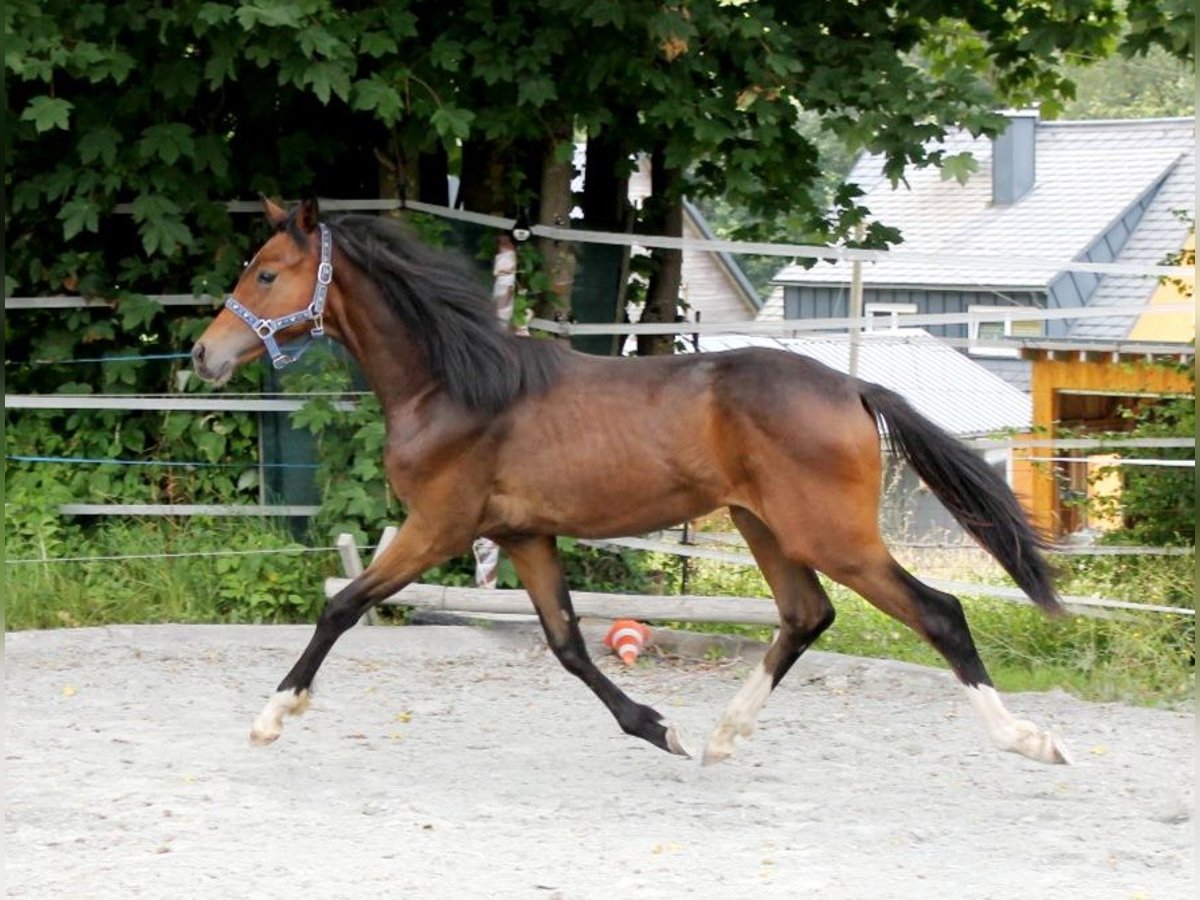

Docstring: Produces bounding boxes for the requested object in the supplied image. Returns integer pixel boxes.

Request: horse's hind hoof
[700,745,732,767]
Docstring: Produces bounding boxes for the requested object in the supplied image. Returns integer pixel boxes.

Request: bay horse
[192,198,1070,766]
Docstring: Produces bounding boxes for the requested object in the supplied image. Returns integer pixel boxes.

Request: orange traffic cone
[603,619,651,665]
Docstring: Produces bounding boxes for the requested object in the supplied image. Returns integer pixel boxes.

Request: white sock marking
[704,662,774,764]
[964,684,1071,764]
[249,688,311,746]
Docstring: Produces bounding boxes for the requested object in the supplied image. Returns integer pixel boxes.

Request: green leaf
[517,77,557,108]
[939,151,980,186]
[138,124,196,166]
[21,96,73,133]
[128,193,194,256]
[129,192,178,223]
[194,429,227,464]
[117,294,164,331]
[430,106,474,140]
[429,37,463,70]
[360,32,399,58]
[306,61,352,104]
[352,78,404,121]
[235,1,304,30]
[61,197,100,240]
[78,126,121,166]
[192,135,231,178]
[197,2,236,28]
[291,400,337,434]
[92,49,135,85]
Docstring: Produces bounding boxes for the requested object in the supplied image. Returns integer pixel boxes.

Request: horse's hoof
[664,723,692,758]
[1007,718,1072,765]
[1041,733,1072,765]
[247,688,309,747]
[249,727,280,747]
[1050,737,1072,765]
[701,742,732,767]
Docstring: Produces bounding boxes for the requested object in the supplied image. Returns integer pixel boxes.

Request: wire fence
[5,197,1192,611]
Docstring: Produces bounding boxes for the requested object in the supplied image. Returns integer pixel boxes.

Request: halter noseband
[224,223,332,369]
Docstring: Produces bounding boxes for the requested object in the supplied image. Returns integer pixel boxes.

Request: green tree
[1061,45,1194,118]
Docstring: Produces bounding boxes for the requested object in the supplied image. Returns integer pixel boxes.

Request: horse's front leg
[500,535,691,758]
[249,521,454,745]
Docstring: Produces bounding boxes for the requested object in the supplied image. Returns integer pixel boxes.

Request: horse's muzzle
[190,341,232,385]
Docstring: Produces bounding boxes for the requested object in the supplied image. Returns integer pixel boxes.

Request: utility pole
[848,222,865,378]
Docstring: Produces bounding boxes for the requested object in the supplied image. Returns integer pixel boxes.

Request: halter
[224,223,332,369]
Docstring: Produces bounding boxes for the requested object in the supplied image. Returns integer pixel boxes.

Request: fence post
[335,532,380,626]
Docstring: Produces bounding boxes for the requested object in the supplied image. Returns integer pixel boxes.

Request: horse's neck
[331,275,434,408]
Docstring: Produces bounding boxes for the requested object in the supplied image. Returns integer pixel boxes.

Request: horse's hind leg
[825,549,1071,765]
[703,507,836,765]
[500,534,690,757]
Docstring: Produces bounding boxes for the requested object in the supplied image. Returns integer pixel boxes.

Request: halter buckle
[317,261,333,285]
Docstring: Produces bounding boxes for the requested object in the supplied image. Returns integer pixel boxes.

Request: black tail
[858,381,1061,614]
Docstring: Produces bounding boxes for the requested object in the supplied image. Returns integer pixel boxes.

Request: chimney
[992,110,1038,206]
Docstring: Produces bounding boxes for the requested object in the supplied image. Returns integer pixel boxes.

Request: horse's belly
[481,473,723,539]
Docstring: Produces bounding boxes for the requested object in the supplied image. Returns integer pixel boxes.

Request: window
[863,302,917,330]
[968,305,1043,357]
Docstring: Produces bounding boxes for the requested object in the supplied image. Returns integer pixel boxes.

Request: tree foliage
[1061,44,1194,119]
[7,1,1193,323]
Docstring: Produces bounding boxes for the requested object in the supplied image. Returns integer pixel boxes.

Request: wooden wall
[1015,351,1193,535]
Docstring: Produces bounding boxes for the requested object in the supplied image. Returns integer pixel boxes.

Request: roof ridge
[1039,116,1194,128]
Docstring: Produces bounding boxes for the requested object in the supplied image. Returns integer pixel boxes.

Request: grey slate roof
[771,118,1195,297]
[698,330,1031,438]
[1068,140,1195,339]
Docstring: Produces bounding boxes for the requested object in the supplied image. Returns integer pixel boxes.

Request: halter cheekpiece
[224,223,332,369]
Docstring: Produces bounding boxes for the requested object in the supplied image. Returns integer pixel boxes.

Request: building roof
[682,199,762,313]
[1069,156,1195,340]
[771,117,1195,294]
[697,329,1031,437]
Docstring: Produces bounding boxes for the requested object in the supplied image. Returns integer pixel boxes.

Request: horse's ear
[261,195,288,229]
[296,196,320,234]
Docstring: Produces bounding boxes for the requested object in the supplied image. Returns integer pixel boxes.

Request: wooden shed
[1013,341,1194,536]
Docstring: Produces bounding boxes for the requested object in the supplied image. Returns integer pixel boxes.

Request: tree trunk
[638,144,683,357]
[534,129,577,320]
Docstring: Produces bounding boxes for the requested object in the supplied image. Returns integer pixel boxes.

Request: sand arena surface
[4,623,1194,898]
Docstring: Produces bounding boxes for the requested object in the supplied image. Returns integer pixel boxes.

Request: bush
[4,514,332,629]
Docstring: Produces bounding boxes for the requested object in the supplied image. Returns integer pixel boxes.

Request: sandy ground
[4,621,1195,899]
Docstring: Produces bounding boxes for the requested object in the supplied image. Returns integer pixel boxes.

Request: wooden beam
[325,579,781,625]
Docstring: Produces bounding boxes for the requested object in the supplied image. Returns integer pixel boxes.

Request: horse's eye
[257,271,277,285]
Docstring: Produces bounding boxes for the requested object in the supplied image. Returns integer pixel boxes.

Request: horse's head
[191,197,332,385]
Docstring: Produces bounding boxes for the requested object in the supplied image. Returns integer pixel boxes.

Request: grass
[4,518,335,629]
[5,516,1194,708]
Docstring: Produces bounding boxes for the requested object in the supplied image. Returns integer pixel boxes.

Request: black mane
[295,212,566,413]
